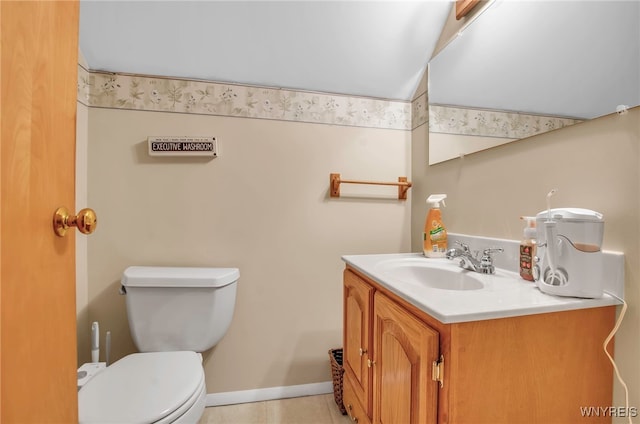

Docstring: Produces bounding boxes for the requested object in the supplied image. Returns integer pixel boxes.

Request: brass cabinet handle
[346,405,358,423]
[53,207,97,237]
[367,359,376,367]
[359,348,367,356]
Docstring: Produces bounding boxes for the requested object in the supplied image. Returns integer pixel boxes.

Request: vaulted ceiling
[79,1,452,101]
[79,1,640,117]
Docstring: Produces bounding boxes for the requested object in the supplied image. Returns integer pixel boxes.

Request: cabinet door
[373,292,439,424]
[343,270,374,415]
[343,372,373,424]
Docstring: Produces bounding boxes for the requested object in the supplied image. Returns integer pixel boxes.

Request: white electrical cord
[603,292,631,424]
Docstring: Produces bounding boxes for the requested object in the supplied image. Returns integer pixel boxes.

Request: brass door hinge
[432,355,444,388]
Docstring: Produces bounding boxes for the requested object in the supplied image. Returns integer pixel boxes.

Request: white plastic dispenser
[535,208,605,298]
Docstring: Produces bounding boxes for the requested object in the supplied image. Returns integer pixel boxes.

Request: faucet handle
[455,241,471,252]
[482,247,504,256]
[479,248,504,274]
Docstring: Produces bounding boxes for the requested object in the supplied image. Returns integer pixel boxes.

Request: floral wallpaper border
[429,104,583,139]
[78,66,581,137]
[77,66,411,131]
[411,91,428,130]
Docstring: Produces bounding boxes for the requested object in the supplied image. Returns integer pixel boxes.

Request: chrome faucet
[445,241,503,274]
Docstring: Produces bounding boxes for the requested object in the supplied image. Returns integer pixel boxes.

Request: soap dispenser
[519,216,537,281]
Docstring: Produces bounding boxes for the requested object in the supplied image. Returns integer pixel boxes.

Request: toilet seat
[79,351,205,424]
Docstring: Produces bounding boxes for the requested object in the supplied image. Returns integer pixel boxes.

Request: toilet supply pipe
[91,322,99,363]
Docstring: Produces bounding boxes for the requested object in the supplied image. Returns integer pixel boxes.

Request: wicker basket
[328,348,347,415]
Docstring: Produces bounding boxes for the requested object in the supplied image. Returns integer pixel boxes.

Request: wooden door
[1,1,80,422]
[373,292,439,424]
[343,270,374,415]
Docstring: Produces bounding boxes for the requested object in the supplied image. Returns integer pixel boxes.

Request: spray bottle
[423,194,448,257]
[519,216,537,281]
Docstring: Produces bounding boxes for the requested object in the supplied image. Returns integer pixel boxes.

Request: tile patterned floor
[199,394,352,424]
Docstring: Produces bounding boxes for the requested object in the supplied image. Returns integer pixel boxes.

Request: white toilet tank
[121,266,239,353]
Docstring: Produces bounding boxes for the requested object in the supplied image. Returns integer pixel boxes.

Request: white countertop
[342,252,622,324]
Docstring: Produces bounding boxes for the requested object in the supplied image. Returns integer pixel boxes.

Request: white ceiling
[429,0,640,119]
[79,1,452,101]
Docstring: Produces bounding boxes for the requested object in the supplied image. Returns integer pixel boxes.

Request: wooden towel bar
[329,173,412,200]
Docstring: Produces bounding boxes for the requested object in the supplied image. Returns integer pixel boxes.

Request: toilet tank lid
[122,266,239,288]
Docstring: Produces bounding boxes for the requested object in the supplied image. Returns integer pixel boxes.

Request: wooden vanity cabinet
[343,269,441,424]
[343,267,616,424]
[343,269,374,423]
[372,291,440,424]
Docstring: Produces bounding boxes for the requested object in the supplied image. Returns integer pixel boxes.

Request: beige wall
[76,50,91,365]
[76,101,90,365]
[87,108,411,392]
[412,107,640,415]
[428,132,514,165]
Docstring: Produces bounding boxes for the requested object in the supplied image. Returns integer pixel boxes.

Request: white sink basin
[342,252,622,323]
[375,258,484,291]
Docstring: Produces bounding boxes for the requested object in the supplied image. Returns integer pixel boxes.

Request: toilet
[79,266,239,424]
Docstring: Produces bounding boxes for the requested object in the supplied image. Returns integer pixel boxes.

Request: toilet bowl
[79,266,239,424]
[79,352,206,424]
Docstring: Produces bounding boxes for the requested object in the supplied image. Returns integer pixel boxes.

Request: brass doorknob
[53,207,97,237]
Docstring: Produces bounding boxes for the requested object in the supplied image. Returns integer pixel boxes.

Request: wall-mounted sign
[148,136,217,157]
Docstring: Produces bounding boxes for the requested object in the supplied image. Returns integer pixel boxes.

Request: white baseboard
[205,381,334,407]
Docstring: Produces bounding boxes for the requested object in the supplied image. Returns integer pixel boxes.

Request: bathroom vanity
[342,253,620,424]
